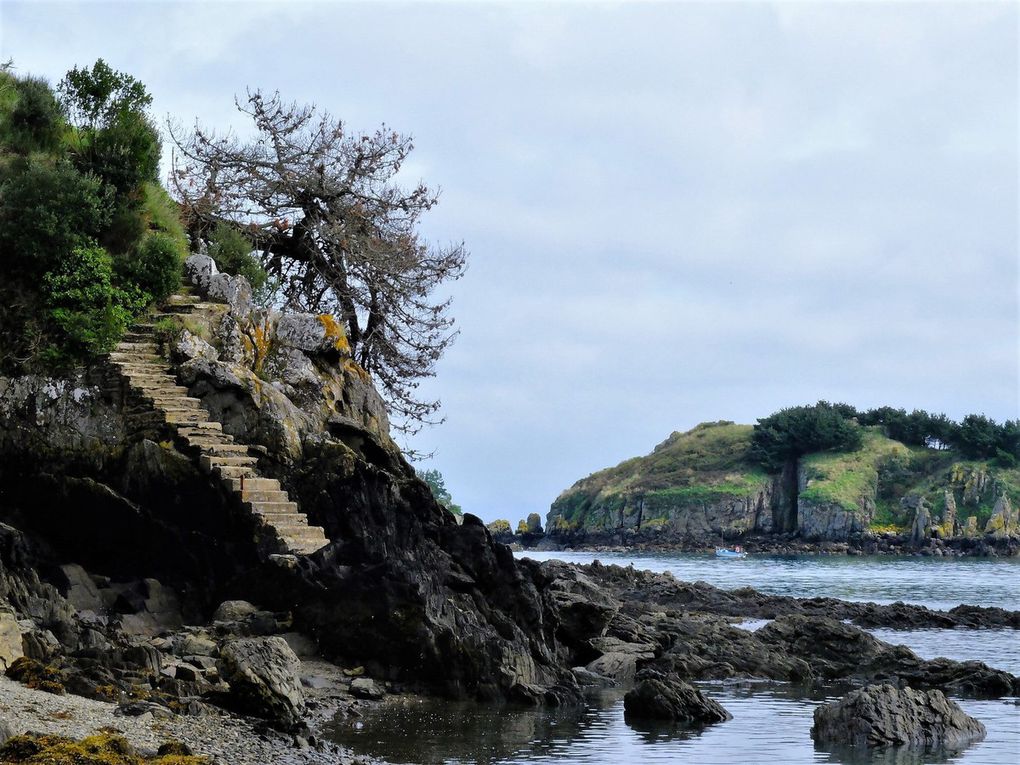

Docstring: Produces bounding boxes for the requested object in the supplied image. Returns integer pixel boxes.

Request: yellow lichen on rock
[317,314,351,354]
[0,732,212,764]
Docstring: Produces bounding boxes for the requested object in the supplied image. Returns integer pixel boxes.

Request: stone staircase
[107,287,329,556]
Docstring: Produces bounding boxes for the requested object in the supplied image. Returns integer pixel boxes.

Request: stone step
[159,303,197,315]
[178,424,226,437]
[200,455,259,472]
[241,490,289,503]
[130,323,156,334]
[247,501,299,516]
[259,512,307,526]
[214,464,259,479]
[166,294,201,305]
[189,442,249,456]
[115,341,159,351]
[164,411,208,424]
[225,477,279,493]
[275,524,326,540]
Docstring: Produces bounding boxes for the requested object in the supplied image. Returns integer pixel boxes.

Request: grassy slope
[550,422,1020,534]
[549,421,770,530]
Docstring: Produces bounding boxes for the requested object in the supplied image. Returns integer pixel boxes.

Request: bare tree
[169,91,467,434]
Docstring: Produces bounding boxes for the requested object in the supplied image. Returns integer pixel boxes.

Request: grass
[800,428,909,512]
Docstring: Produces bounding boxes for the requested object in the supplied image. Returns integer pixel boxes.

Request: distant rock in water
[811,684,985,750]
[623,669,731,724]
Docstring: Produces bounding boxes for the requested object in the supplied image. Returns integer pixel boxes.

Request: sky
[2,1,1017,524]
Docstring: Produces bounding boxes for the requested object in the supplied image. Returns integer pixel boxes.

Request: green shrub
[0,157,112,275]
[6,76,64,154]
[750,401,863,471]
[76,109,161,199]
[208,222,266,290]
[117,231,182,303]
[41,243,132,363]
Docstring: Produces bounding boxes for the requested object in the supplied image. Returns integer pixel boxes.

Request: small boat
[715,547,747,559]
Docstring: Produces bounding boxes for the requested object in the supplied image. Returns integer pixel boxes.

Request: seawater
[327,551,1020,764]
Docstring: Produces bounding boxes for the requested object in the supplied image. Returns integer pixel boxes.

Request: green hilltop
[548,406,1020,541]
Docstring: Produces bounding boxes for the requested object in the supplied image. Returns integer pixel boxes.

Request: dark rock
[157,741,193,756]
[623,669,731,724]
[213,600,258,622]
[114,700,175,720]
[219,636,305,729]
[349,677,384,700]
[812,684,985,750]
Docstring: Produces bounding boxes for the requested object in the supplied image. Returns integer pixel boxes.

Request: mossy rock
[0,732,211,764]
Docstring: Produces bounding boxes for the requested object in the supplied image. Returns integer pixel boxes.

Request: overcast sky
[3,1,1017,523]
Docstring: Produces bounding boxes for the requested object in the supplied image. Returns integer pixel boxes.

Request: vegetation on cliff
[0,61,187,372]
[549,405,1020,538]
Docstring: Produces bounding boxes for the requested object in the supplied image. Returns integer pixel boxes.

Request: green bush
[750,401,863,471]
[6,76,64,154]
[76,109,161,200]
[0,157,112,275]
[208,222,266,291]
[117,231,182,303]
[41,243,132,363]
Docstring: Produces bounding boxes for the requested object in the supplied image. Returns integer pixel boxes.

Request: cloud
[3,0,1015,522]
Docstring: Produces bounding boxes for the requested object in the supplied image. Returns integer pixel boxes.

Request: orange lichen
[317,314,351,354]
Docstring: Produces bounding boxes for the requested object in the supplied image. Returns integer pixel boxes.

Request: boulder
[0,719,13,745]
[275,313,349,355]
[218,636,305,729]
[812,684,985,750]
[585,637,656,683]
[349,677,384,700]
[206,273,253,318]
[623,669,731,724]
[985,495,1017,537]
[184,253,218,292]
[213,600,258,623]
[0,609,23,671]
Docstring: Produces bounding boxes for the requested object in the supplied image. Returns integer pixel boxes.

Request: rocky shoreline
[505,529,1020,558]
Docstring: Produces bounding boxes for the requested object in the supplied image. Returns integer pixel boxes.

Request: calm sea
[327,551,1020,764]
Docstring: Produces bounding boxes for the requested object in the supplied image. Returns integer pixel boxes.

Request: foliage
[0,157,112,274]
[417,468,463,515]
[5,75,63,153]
[58,58,152,131]
[59,60,160,202]
[0,62,189,371]
[208,222,267,291]
[487,519,511,534]
[171,90,467,434]
[749,401,863,471]
[525,512,543,533]
[115,231,182,303]
[41,243,134,364]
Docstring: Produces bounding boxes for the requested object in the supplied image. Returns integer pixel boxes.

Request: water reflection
[326,682,1020,765]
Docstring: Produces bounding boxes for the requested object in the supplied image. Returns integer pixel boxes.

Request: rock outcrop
[623,668,731,724]
[811,684,985,750]
[218,636,305,729]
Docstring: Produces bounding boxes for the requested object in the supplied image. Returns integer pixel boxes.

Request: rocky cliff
[547,421,1020,547]
[0,255,617,711]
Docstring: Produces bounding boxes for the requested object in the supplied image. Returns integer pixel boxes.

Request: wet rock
[812,684,985,749]
[623,669,731,724]
[349,677,384,700]
[219,636,305,729]
[584,637,656,683]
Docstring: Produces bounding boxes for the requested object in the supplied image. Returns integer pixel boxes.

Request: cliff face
[547,422,1020,545]
[0,256,612,706]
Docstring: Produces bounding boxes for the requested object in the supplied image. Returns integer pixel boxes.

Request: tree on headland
[169,91,467,434]
[749,401,863,471]
[417,468,463,516]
